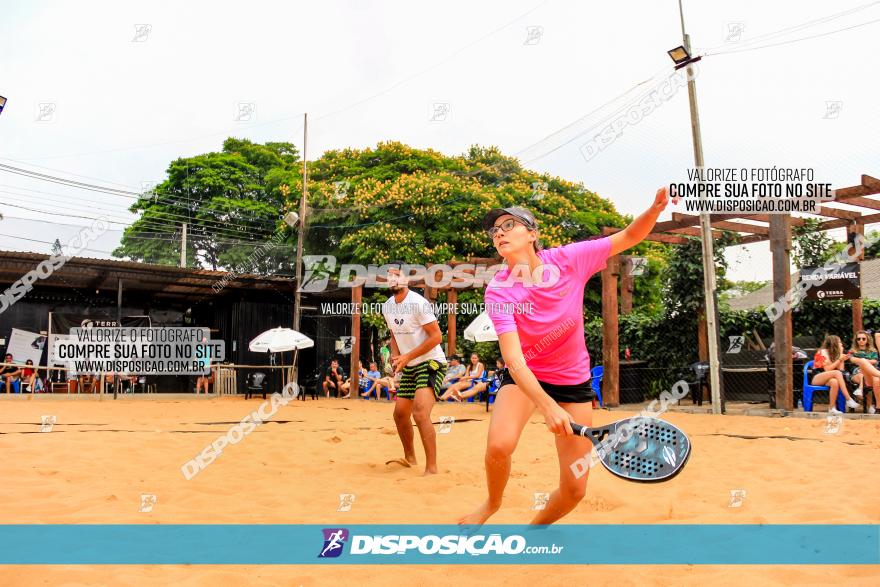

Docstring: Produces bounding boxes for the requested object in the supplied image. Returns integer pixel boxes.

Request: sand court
[1,396,879,584]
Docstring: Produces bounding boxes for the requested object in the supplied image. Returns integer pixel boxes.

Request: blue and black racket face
[576,417,691,482]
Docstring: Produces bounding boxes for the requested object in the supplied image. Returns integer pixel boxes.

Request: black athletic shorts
[497,372,595,404]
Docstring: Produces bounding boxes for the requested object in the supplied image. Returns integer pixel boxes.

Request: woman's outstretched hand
[652,186,679,214]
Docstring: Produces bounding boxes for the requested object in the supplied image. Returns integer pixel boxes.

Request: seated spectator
[438,355,465,399]
[322,359,346,398]
[22,361,45,393]
[441,353,485,401]
[2,354,22,394]
[812,335,860,414]
[359,361,385,398]
[195,336,214,394]
[458,358,506,401]
[372,370,399,399]
[848,330,880,414]
[78,373,97,394]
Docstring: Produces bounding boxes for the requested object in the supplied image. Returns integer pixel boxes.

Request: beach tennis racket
[570,417,690,482]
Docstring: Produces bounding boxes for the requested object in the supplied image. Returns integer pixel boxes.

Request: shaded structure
[599,174,880,410]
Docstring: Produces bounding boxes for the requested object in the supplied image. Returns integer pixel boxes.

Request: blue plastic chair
[590,365,603,407]
[802,360,846,412]
[485,379,501,411]
[466,370,488,403]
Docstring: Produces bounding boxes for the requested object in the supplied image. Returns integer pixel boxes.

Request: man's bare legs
[392,387,439,473]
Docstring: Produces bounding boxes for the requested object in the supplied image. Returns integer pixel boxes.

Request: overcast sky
[1,0,878,283]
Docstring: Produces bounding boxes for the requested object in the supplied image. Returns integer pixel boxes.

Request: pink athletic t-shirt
[484,237,612,385]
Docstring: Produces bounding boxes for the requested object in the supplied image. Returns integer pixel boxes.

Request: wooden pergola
[599,174,880,409]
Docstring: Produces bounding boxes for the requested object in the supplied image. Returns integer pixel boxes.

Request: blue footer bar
[1,524,877,564]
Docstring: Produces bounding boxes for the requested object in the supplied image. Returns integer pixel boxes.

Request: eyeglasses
[857,337,867,341]
[488,218,529,238]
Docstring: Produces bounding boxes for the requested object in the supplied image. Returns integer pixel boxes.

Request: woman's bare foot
[457,500,500,526]
[423,466,438,476]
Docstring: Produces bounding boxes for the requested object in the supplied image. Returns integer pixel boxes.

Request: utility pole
[678,0,723,414]
[290,114,309,390]
[180,222,187,268]
[293,113,308,332]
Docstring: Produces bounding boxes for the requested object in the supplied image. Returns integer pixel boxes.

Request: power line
[698,0,880,54]
[0,166,284,238]
[705,15,880,57]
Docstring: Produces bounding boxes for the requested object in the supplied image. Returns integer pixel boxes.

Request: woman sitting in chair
[848,330,880,414]
[812,335,860,414]
[21,360,44,393]
[458,358,506,402]
[440,353,485,401]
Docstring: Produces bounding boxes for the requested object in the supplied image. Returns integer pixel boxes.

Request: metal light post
[672,0,723,414]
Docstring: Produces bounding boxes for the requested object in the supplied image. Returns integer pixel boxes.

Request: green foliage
[792,218,834,269]
[114,138,300,270]
[662,233,738,317]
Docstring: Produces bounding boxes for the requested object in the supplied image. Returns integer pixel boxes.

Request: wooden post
[697,309,708,362]
[601,255,620,406]
[697,308,708,402]
[848,223,865,334]
[350,284,362,391]
[769,215,793,410]
[620,256,633,315]
[447,289,457,357]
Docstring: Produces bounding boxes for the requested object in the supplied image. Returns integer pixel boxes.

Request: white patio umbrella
[249,327,314,353]
[464,311,498,342]
[249,327,314,388]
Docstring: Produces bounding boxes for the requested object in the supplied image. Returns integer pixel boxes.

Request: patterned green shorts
[398,359,447,400]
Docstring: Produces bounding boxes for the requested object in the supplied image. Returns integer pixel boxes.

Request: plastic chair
[244,372,267,400]
[590,366,603,407]
[485,379,501,411]
[802,360,846,412]
[464,370,488,403]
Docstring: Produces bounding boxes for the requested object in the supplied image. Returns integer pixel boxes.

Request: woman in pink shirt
[458,187,676,526]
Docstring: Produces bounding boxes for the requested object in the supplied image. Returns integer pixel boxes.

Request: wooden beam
[819,211,880,231]
[849,223,865,334]
[601,226,690,245]
[710,220,770,235]
[667,227,727,239]
[863,175,880,191]
[812,205,862,220]
[739,234,770,245]
[739,214,806,227]
[833,175,880,200]
[769,215,793,410]
[619,256,633,315]
[447,289,457,357]
[601,255,620,407]
[667,212,807,230]
[351,284,362,392]
[835,196,880,211]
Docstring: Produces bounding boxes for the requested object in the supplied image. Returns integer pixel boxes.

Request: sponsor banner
[800,262,861,301]
[0,525,876,564]
[5,328,46,366]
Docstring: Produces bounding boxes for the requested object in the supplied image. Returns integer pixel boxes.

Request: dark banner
[51,313,151,332]
[800,262,861,301]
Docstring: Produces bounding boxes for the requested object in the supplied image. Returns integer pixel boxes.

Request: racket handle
[570,422,589,437]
